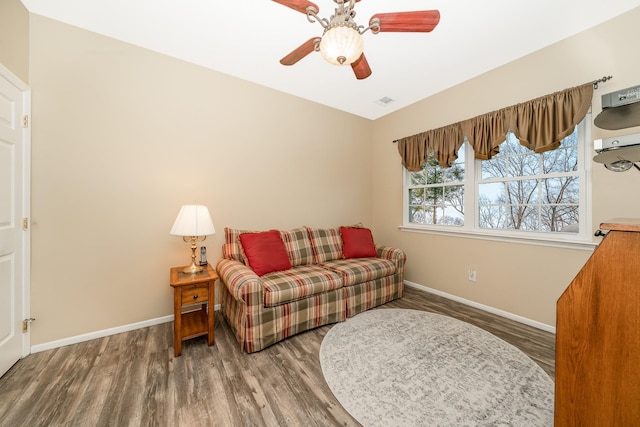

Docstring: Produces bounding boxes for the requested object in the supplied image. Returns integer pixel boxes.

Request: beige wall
[27,15,372,344]
[0,0,29,82]
[372,7,640,327]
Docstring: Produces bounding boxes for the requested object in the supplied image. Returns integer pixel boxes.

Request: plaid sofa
[216,226,406,353]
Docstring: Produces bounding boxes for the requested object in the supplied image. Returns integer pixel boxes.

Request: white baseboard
[31,285,554,354]
[404,281,556,334]
[30,304,221,354]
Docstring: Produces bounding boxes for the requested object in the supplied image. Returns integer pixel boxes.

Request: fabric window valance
[396,83,594,171]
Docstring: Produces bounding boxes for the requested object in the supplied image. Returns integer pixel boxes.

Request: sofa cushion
[239,230,292,276]
[307,226,343,263]
[340,226,377,258]
[320,258,397,287]
[280,227,315,266]
[262,265,343,307]
[223,227,254,262]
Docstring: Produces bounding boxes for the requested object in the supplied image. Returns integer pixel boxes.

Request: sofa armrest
[376,245,407,269]
[216,259,264,312]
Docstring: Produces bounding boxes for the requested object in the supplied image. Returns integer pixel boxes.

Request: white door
[0,64,30,377]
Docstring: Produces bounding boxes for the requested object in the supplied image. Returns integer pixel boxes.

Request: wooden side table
[169,264,218,357]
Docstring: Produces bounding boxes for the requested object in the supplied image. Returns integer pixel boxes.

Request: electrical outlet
[468,268,477,282]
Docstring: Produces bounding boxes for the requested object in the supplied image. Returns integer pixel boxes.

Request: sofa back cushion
[280,227,315,266]
[306,226,344,263]
[224,226,315,267]
[222,227,249,262]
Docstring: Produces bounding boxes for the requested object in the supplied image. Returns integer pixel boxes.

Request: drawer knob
[193,294,198,300]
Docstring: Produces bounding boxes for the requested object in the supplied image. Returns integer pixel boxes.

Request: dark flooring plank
[0,286,556,427]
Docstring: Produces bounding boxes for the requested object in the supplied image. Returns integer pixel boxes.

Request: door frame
[0,62,31,357]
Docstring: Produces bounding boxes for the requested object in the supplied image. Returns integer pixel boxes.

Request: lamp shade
[170,205,215,237]
[319,25,364,65]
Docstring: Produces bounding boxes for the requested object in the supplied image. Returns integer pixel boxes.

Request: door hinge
[23,218,29,230]
[23,115,29,128]
[22,318,35,333]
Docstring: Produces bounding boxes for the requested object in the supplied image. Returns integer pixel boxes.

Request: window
[404,116,592,246]
[408,144,465,226]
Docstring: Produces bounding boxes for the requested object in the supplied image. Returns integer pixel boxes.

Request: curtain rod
[392,76,614,143]
[592,75,612,89]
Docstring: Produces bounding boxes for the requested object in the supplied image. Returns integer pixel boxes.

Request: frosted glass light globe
[319,25,364,65]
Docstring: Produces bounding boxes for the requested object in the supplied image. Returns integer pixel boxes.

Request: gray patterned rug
[319,309,554,426]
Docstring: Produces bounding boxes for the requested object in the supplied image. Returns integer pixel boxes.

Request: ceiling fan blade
[351,54,372,80]
[280,38,320,66]
[370,10,440,32]
[272,0,319,14]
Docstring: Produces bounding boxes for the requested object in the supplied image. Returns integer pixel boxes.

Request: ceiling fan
[274,0,440,80]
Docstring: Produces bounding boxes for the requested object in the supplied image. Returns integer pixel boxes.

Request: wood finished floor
[0,286,555,427]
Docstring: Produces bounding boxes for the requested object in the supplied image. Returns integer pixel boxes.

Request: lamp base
[182,262,204,274]
[181,236,207,274]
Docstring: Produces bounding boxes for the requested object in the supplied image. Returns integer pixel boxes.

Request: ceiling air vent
[376,97,394,106]
[594,84,640,130]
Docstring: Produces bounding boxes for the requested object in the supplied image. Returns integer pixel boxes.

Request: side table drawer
[181,285,209,305]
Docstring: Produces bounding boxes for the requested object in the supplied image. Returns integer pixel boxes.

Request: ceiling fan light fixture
[319,24,363,65]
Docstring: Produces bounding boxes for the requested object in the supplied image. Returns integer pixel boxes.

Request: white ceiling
[20,0,640,120]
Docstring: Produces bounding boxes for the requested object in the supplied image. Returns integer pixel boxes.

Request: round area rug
[320,309,554,426]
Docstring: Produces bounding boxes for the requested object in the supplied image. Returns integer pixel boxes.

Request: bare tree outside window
[479,129,579,233]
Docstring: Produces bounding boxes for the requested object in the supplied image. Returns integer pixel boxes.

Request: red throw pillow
[239,230,292,276]
[340,226,377,259]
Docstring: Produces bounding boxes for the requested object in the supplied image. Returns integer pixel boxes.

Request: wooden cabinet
[555,219,640,426]
[170,264,218,357]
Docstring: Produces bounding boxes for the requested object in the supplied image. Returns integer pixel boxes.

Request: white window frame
[401,114,596,251]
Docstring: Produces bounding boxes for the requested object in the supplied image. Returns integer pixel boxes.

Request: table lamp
[170,205,216,274]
